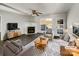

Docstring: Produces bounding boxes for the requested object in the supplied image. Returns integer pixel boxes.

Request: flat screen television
[73,26,79,36]
[28,27,35,33]
[7,23,18,30]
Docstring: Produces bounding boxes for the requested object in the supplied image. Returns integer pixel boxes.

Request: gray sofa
[3,41,23,56]
[0,46,3,56]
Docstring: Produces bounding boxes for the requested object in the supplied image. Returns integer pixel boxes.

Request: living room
[0,3,79,56]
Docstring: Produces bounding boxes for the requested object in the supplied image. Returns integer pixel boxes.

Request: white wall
[35,13,67,35]
[0,10,37,40]
[24,22,39,34]
[67,4,79,34]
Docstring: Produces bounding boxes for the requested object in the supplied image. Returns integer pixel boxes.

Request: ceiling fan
[31,9,43,16]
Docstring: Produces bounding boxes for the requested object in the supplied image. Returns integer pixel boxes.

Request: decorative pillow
[68,41,76,46]
[11,39,22,49]
[75,39,79,48]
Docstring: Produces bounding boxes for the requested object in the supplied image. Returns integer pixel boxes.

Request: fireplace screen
[28,27,35,33]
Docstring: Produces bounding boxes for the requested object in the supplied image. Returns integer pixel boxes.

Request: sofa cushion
[11,40,22,52]
[11,39,22,49]
[4,41,22,55]
[3,45,16,56]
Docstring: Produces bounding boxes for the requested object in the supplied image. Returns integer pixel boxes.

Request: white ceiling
[0,3,74,15]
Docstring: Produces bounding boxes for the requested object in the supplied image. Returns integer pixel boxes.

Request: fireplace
[28,27,35,33]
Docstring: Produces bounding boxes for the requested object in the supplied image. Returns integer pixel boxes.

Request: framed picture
[57,19,63,24]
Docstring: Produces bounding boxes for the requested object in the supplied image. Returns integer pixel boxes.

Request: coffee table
[34,36,48,50]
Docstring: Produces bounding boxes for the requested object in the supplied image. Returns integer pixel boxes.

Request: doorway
[40,18,53,40]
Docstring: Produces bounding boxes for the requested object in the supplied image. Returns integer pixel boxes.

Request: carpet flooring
[9,33,43,46]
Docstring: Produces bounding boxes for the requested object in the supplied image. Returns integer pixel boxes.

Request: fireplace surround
[28,27,35,34]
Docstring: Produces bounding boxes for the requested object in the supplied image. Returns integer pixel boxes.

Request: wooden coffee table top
[34,36,48,45]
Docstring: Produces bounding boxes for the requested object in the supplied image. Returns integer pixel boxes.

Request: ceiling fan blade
[32,10,37,14]
[37,12,42,14]
[29,9,42,16]
[36,13,39,16]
